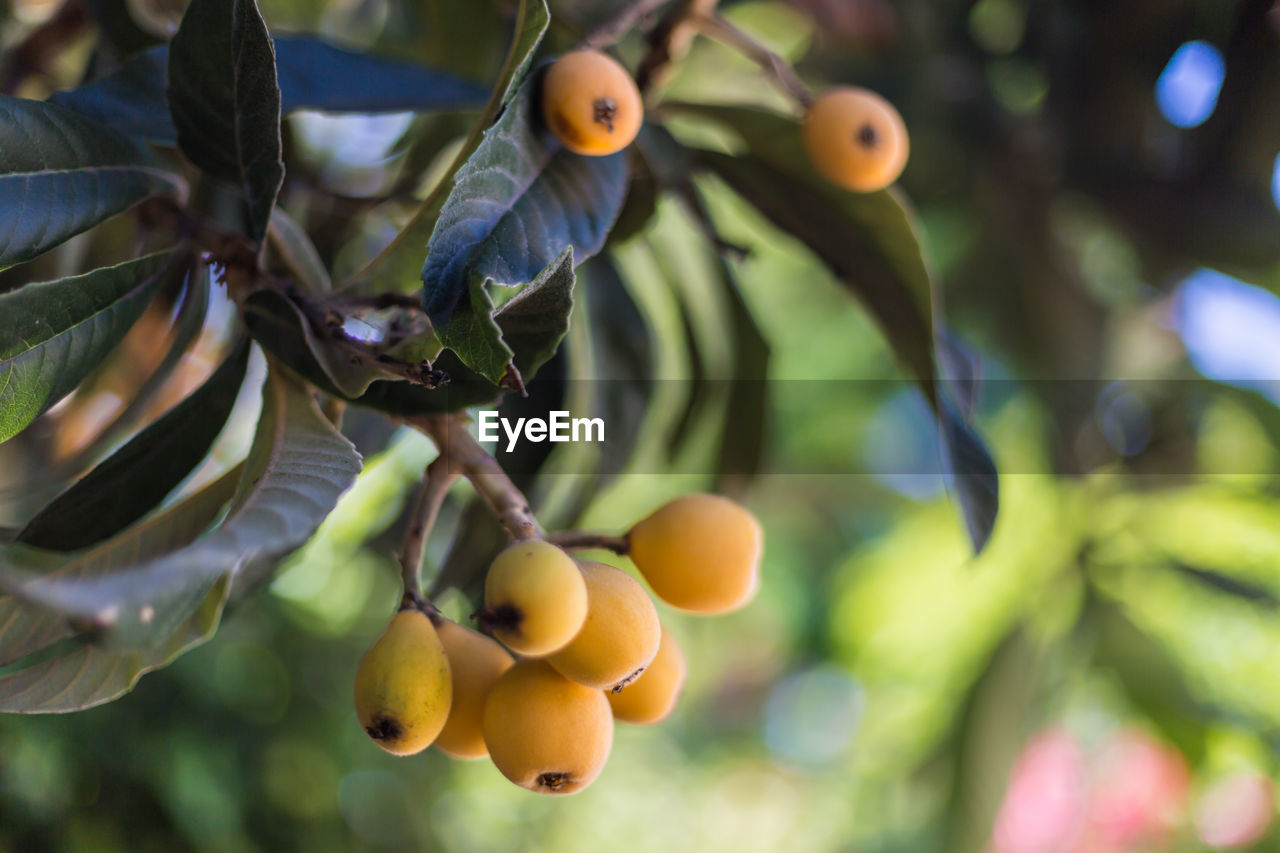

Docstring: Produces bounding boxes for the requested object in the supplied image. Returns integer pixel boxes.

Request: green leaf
[0,251,178,444]
[0,367,362,651]
[167,0,284,243]
[16,338,252,552]
[681,104,1001,551]
[246,255,573,415]
[267,208,331,293]
[0,464,242,668]
[242,289,399,398]
[0,97,183,268]
[339,0,550,293]
[423,73,626,382]
[0,575,230,714]
[51,36,489,147]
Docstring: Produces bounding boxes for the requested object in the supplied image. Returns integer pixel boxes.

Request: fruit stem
[579,0,674,50]
[409,414,543,543]
[545,531,630,555]
[398,455,459,606]
[691,12,813,109]
[636,0,721,94]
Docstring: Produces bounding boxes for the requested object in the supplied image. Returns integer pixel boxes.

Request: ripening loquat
[434,619,514,759]
[353,610,452,756]
[608,624,687,724]
[482,659,614,795]
[541,50,643,156]
[627,494,762,614]
[547,562,661,691]
[802,87,909,192]
[480,540,588,656]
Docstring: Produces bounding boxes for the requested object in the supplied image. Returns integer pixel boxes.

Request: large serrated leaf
[0,251,178,444]
[0,464,242,668]
[50,36,490,147]
[0,367,362,650]
[0,98,183,268]
[0,575,230,714]
[17,338,252,552]
[423,72,627,382]
[167,0,284,243]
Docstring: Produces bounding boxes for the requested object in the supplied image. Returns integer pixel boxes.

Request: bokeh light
[1155,41,1225,128]
[1174,269,1280,401]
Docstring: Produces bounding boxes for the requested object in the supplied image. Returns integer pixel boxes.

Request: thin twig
[409,415,542,542]
[580,0,675,50]
[636,0,720,95]
[398,457,459,608]
[546,531,630,555]
[692,12,814,109]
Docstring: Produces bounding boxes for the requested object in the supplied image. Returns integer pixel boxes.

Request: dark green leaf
[53,37,489,147]
[267,208,331,293]
[938,395,1001,553]
[0,368,361,651]
[0,465,242,668]
[17,338,252,552]
[339,0,549,293]
[422,68,627,382]
[0,97,183,268]
[243,289,399,398]
[697,145,936,391]
[0,251,178,444]
[167,0,284,243]
[47,49,174,144]
[247,254,573,416]
[683,104,1001,551]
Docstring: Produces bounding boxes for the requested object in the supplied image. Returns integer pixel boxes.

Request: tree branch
[546,531,630,555]
[636,0,721,95]
[398,456,458,610]
[693,12,813,108]
[409,415,542,542]
[580,0,675,50]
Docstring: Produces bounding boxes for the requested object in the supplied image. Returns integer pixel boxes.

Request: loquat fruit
[434,619,515,759]
[608,623,687,724]
[548,561,661,691]
[353,609,452,756]
[627,493,762,614]
[802,86,909,192]
[482,659,614,795]
[541,50,643,156]
[480,540,589,657]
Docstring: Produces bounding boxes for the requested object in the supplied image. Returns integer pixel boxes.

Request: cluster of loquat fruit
[353,494,762,795]
[539,50,910,192]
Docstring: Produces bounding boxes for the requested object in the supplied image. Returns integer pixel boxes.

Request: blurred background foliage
[3,0,1280,850]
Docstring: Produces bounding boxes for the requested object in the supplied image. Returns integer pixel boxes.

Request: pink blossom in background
[990,729,1090,853]
[1194,772,1274,849]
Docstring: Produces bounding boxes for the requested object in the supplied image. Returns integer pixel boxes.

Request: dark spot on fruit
[538,771,572,791]
[611,665,647,693]
[366,714,403,743]
[856,123,878,148]
[476,603,523,634]
[593,97,617,133]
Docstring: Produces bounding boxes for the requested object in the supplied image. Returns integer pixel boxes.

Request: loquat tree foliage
[0,0,996,744]
[2,0,1280,843]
